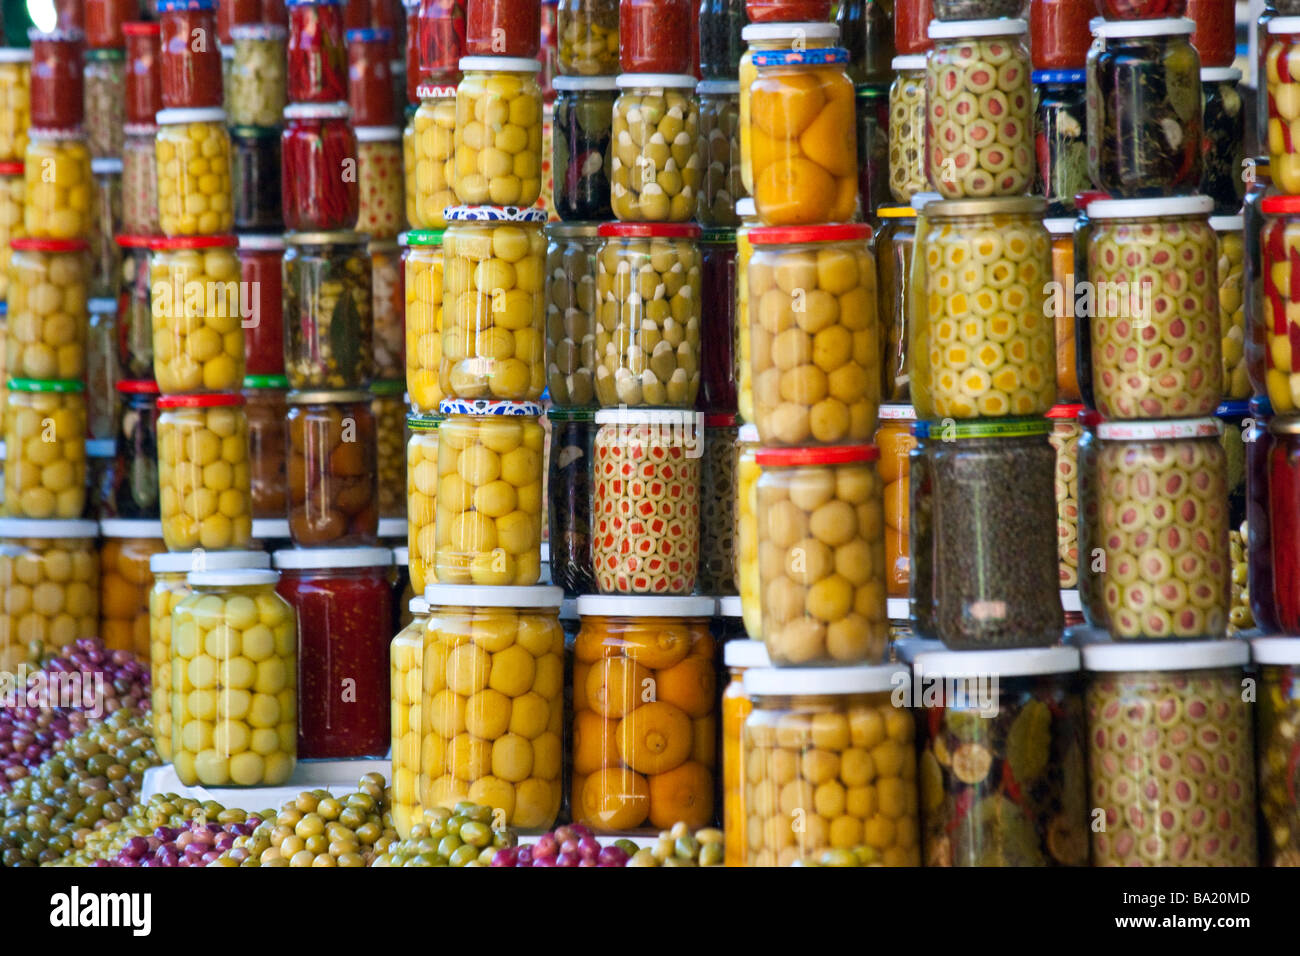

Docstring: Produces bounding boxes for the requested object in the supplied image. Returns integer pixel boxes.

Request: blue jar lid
[751,47,849,67]
[439,399,543,416]
[156,0,215,10]
[346,28,392,42]
[1214,399,1251,421]
[1032,69,1086,85]
[445,205,549,223]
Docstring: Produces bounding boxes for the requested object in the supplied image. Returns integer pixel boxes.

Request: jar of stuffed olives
[283,231,374,390]
[1252,637,1300,866]
[557,0,620,76]
[551,76,615,223]
[888,55,927,204]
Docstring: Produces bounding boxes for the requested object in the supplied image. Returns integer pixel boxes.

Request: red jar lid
[115,233,163,249]
[597,222,702,239]
[122,21,161,36]
[704,413,737,427]
[1261,196,1300,215]
[116,379,162,394]
[750,223,872,245]
[756,445,879,466]
[158,393,247,408]
[11,237,90,252]
[1046,403,1085,419]
[150,234,240,249]
[0,162,23,175]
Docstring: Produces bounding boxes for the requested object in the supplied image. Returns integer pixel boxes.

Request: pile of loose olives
[371,801,516,867]
[625,823,724,867]
[494,823,634,867]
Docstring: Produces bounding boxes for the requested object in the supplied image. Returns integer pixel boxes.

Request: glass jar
[243,377,288,520]
[23,128,93,240]
[349,28,397,126]
[3,379,87,520]
[593,222,702,408]
[1044,218,1080,402]
[1034,72,1090,218]
[409,84,457,229]
[735,198,758,423]
[89,159,122,300]
[856,84,889,218]
[876,205,915,403]
[1253,637,1300,865]
[1247,397,1277,633]
[155,108,234,237]
[86,296,117,440]
[98,519,166,661]
[619,0,692,74]
[1084,640,1256,867]
[926,20,1034,198]
[755,444,887,665]
[283,231,374,389]
[721,637,767,866]
[356,128,405,240]
[544,221,599,408]
[735,423,760,637]
[237,234,286,376]
[0,50,32,164]
[419,584,564,828]
[1045,404,1083,591]
[286,390,380,547]
[368,241,403,381]
[0,518,99,668]
[545,409,595,597]
[434,400,544,586]
[282,103,359,233]
[124,22,162,127]
[1266,416,1300,632]
[571,593,717,831]
[700,0,745,80]
[86,438,117,521]
[698,229,737,415]
[406,412,441,592]
[287,0,348,102]
[441,206,547,401]
[230,127,283,233]
[742,664,920,866]
[876,404,915,599]
[170,568,298,787]
[932,0,1024,17]
[1216,399,1248,533]
[274,548,393,758]
[227,24,287,127]
[415,0,466,89]
[912,197,1054,419]
[403,228,446,413]
[1186,0,1235,67]
[389,594,429,836]
[121,126,160,236]
[453,57,543,207]
[158,0,222,109]
[1030,0,1094,69]
[915,646,1087,866]
[698,80,742,228]
[841,0,895,86]
[1095,0,1187,15]
[699,416,739,596]
[1086,196,1220,419]
[1087,19,1202,197]
[557,0,618,76]
[0,162,25,300]
[465,0,540,58]
[157,393,255,551]
[1201,68,1245,216]
[84,48,125,159]
[6,238,91,381]
[551,77,615,223]
[115,239,156,380]
[1212,215,1247,400]
[29,28,84,130]
[916,419,1063,648]
[372,379,406,519]
[610,73,701,223]
[149,234,245,394]
[111,380,161,520]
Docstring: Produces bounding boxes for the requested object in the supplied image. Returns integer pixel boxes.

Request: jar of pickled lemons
[407,412,442,594]
[3,378,87,519]
[6,237,91,381]
[0,517,99,669]
[610,73,701,223]
[452,57,544,207]
[157,393,254,552]
[0,49,31,164]
[155,107,234,236]
[24,127,93,239]
[723,636,769,866]
[390,594,430,837]
[150,234,245,393]
[410,83,457,229]
[403,228,446,413]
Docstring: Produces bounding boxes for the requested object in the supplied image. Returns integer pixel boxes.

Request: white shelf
[141,758,391,814]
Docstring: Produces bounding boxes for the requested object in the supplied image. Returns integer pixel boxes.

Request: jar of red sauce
[619,0,693,74]
[287,0,349,102]
[55,0,84,30]
[124,22,163,126]
[159,0,223,110]
[217,0,262,44]
[1185,0,1236,68]
[466,0,541,58]
[894,0,933,54]
[348,27,397,125]
[745,0,833,22]
[417,0,466,88]
[29,28,85,129]
[274,547,394,758]
[1094,0,1186,16]
[281,103,360,232]
[86,0,136,48]
[1030,0,1094,68]
[404,0,422,101]
[239,233,287,376]
[346,0,373,31]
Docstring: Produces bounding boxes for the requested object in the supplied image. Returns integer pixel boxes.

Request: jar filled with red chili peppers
[619,0,692,74]
[746,0,833,21]
[85,0,136,49]
[158,0,223,110]
[466,0,541,58]
[243,375,289,519]
[238,234,287,376]
[286,389,381,547]
[1269,417,1300,634]
[274,546,393,758]
[232,126,283,232]
[124,22,163,127]
[29,27,85,129]
[417,0,467,88]
[348,27,398,126]
[281,103,360,233]
[894,0,933,55]
[287,0,349,103]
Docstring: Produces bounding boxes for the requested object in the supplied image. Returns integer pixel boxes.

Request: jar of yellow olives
[403,228,446,413]
[742,663,920,866]
[452,57,544,208]
[736,422,761,638]
[407,412,442,594]
[23,127,93,240]
[0,517,100,669]
[170,567,298,787]
[150,234,246,394]
[0,161,26,301]
[373,379,407,520]
[3,378,87,520]
[6,237,92,382]
[0,49,32,165]
[409,83,457,229]
[610,73,701,223]
[157,392,254,552]
[390,593,430,837]
[154,107,234,237]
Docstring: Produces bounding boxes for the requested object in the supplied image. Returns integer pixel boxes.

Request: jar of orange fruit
[876,404,916,600]
[98,519,166,660]
[571,594,718,833]
[723,637,770,867]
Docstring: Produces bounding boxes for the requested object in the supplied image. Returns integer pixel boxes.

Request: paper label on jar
[968,599,1008,621]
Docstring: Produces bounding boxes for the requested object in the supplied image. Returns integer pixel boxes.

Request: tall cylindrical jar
[282,231,373,389]
[286,389,380,548]
[287,0,349,102]
[721,637,768,867]
[403,227,446,413]
[281,103,360,233]
[1253,637,1300,866]
[389,594,430,837]
[610,72,701,223]
[876,404,916,600]
[405,411,441,593]
[156,393,254,551]
[546,407,596,596]
[158,0,223,109]
[452,57,544,208]
[544,221,599,408]
[3,379,87,520]
[551,77,615,223]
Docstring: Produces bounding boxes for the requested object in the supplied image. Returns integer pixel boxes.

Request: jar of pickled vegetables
[237,234,285,376]
[123,22,162,127]
[122,125,161,236]
[372,379,406,519]
[389,593,429,835]
[231,126,283,233]
[420,583,564,828]
[1201,67,1245,216]
[287,0,348,103]
[29,28,84,130]
[551,77,615,223]
[1034,71,1089,218]
[571,593,717,831]
[356,127,405,240]
[3,379,87,520]
[402,228,445,413]
[743,663,919,866]
[543,221,599,408]
[348,28,397,126]
[84,48,125,160]
[285,390,379,548]
[699,230,738,416]
[227,24,287,127]
[406,412,441,593]
[283,231,374,389]
[23,128,93,240]
[434,399,544,586]
[544,408,594,597]
[875,206,915,403]
[0,517,100,668]
[1266,416,1300,632]
[97,519,166,660]
[1266,20,1300,195]
[1087,19,1201,197]
[1246,396,1277,634]
[243,377,288,520]
[149,234,245,394]
[89,160,122,301]
[0,50,32,164]
[1252,637,1300,864]
[282,103,360,233]
[1084,639,1256,866]
[721,637,767,866]
[735,422,760,633]
[86,297,117,439]
[1256,196,1300,413]
[1041,218,1078,403]
[86,437,116,520]
[609,73,701,224]
[698,80,742,228]
[1210,215,1247,400]
[362,244,401,383]
[912,197,1054,419]
[111,379,161,520]
[452,57,543,207]
[856,85,889,217]
[6,237,91,382]
[557,0,619,76]
[886,56,926,205]
[408,84,456,229]
[155,108,234,237]
[159,0,223,110]
[700,416,739,596]
[157,393,255,552]
[171,567,298,787]
[876,405,915,600]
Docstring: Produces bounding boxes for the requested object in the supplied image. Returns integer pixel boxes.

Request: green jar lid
[86,47,125,61]
[243,374,290,389]
[371,378,405,397]
[401,228,445,246]
[855,83,888,99]
[925,417,1051,440]
[408,412,443,430]
[701,227,737,244]
[547,406,596,422]
[7,378,86,393]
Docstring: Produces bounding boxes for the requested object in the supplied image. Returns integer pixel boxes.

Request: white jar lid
[424,583,564,608]
[355,125,402,142]
[593,408,703,427]
[1082,639,1249,672]
[1086,195,1213,219]
[929,17,1028,38]
[738,423,759,443]
[157,107,228,125]
[744,664,905,696]
[0,518,100,539]
[1210,215,1244,233]
[273,547,393,570]
[1043,217,1076,236]
[1251,637,1300,665]
[392,545,409,566]
[741,22,839,42]
[553,75,619,92]
[0,48,34,62]
[378,517,407,539]
[717,595,743,618]
[459,55,541,72]
[914,646,1080,679]
[736,198,756,218]
[1200,66,1242,83]
[408,596,430,616]
[891,55,927,71]
[1096,418,1221,441]
[1268,16,1300,33]
[99,519,164,539]
[1092,16,1194,38]
[615,73,700,89]
[878,404,917,422]
[151,550,270,573]
[91,157,123,175]
[188,568,280,587]
[237,233,286,251]
[576,594,716,618]
[724,639,771,669]
[284,102,351,120]
[697,79,740,95]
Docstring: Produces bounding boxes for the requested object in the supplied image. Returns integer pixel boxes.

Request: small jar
[227,128,282,232]
[237,234,286,376]
[283,231,374,389]
[452,57,544,207]
[86,296,118,439]
[84,48,125,159]
[1248,397,1278,633]
[243,376,289,520]
[389,594,429,836]
[370,241,404,380]
[700,416,739,596]
[698,80,743,228]
[24,128,93,240]
[557,0,620,76]
[409,84,457,229]
[6,237,92,382]
[748,223,880,444]
[698,229,737,416]
[372,379,406,519]
[551,76,615,222]
[123,22,162,127]
[856,84,889,217]
[29,28,85,129]
[594,222,702,408]
[1253,637,1300,865]
[840,0,895,85]
[1084,640,1256,867]
[876,404,916,599]
[111,379,162,520]
[912,197,1054,419]
[114,237,156,379]
[88,158,122,297]
[227,24,287,127]
[610,73,701,223]
[916,418,1063,648]
[157,393,254,551]
[571,593,717,831]
[1216,400,1247,533]
[440,205,547,402]
[348,27,397,126]
[1047,404,1084,591]
[3,379,87,520]
[735,198,758,422]
[406,412,441,593]
[466,0,541,58]
[170,568,298,787]
[274,547,393,758]
[742,664,920,866]
[149,234,245,394]
[1034,71,1090,218]
[721,637,768,866]
[85,438,117,520]
[158,0,223,109]
[887,56,927,205]
[121,125,161,236]
[403,228,446,413]
[155,108,234,237]
[876,205,916,404]
[1201,68,1245,216]
[620,0,693,74]
[546,408,596,596]
[1213,215,1247,400]
[434,399,544,586]
[1030,0,1094,69]
[287,0,348,102]
[98,519,166,661]
[1074,407,1105,627]
[282,103,360,233]
[0,518,100,668]
[1044,218,1080,402]
[0,50,32,164]
[544,221,600,408]
[0,162,25,300]
[1088,18,1202,197]
[735,423,760,637]
[415,0,466,89]
[916,646,1088,866]
[926,19,1034,198]
[355,127,405,240]
[286,390,380,547]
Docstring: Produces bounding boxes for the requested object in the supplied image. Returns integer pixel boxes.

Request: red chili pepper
[946,787,973,833]
[1001,759,1023,804]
